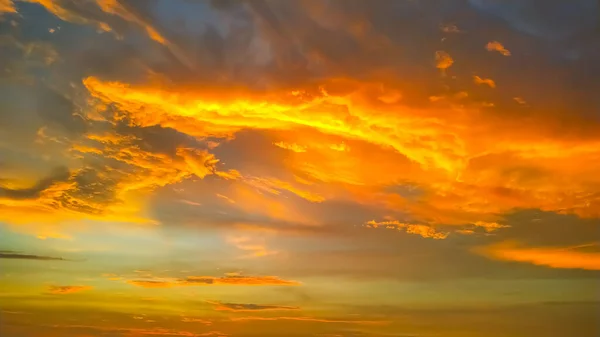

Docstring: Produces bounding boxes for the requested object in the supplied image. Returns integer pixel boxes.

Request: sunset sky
[1,1,600,337]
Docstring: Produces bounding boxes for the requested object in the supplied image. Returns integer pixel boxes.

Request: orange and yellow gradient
[1,1,599,337]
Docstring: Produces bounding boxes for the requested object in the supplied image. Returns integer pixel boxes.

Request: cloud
[366,220,449,240]
[473,75,496,88]
[485,41,511,56]
[44,324,225,337]
[473,221,510,233]
[435,50,454,73]
[206,300,299,312]
[229,316,387,325]
[126,273,300,288]
[0,167,70,200]
[0,252,67,261]
[0,0,15,14]
[3,0,600,292]
[47,285,93,294]
[474,241,600,270]
[227,235,278,258]
[273,141,307,153]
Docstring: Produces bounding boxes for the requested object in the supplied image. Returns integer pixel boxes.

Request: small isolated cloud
[206,300,299,312]
[440,23,461,33]
[366,220,449,240]
[474,241,600,270]
[513,97,527,105]
[435,51,454,71]
[0,252,67,261]
[485,41,511,56]
[473,76,496,88]
[47,285,93,294]
[126,273,300,288]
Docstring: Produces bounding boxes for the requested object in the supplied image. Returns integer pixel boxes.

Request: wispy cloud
[126,273,300,288]
[206,300,299,312]
[366,220,449,240]
[473,76,496,88]
[46,324,225,337]
[0,252,68,261]
[229,316,388,325]
[47,285,93,294]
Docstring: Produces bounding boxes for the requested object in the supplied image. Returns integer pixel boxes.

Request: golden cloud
[47,285,93,294]
[365,220,449,240]
[474,241,600,270]
[206,300,299,312]
[126,273,301,288]
[77,71,600,229]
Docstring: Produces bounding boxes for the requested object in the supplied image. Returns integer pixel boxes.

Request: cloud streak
[0,252,68,261]
[475,241,600,270]
[366,220,449,240]
[47,285,93,294]
[126,273,300,288]
[206,300,299,312]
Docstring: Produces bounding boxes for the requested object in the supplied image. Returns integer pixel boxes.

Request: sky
[0,0,600,336]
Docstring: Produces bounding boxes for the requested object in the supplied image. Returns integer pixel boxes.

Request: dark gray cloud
[468,0,599,40]
[35,86,87,136]
[0,252,67,261]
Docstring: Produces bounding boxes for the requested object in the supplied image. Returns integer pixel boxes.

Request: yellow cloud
[274,141,308,153]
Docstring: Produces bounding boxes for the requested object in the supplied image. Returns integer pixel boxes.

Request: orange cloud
[229,316,387,325]
[95,0,165,44]
[486,41,511,56]
[0,0,15,13]
[126,273,300,288]
[206,300,299,312]
[474,241,600,270]
[435,51,454,75]
[48,324,224,337]
[473,76,496,88]
[47,285,93,294]
[473,221,510,233]
[366,220,449,240]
